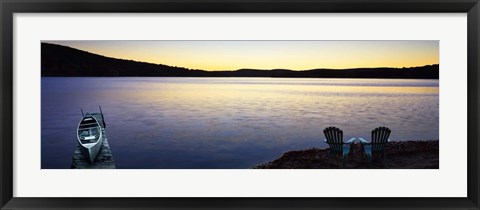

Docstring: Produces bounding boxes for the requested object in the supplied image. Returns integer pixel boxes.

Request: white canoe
[77,114,103,164]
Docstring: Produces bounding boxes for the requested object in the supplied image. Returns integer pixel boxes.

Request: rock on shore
[253,140,439,169]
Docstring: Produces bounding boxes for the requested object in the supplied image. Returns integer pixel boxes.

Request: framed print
[1,0,479,209]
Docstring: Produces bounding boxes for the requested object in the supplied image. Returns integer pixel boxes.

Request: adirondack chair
[358,126,391,164]
[323,127,356,167]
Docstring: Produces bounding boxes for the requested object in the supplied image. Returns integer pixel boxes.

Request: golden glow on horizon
[44,41,439,71]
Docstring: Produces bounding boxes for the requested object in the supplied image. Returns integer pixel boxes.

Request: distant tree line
[41,43,439,79]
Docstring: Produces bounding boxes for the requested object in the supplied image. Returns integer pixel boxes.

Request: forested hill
[41,43,439,79]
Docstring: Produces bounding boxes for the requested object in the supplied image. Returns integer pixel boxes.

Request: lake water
[41,77,439,169]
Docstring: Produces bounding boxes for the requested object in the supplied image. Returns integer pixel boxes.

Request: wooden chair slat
[362,126,391,163]
[323,126,351,167]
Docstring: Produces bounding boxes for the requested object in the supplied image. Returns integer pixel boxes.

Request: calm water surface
[41,77,439,169]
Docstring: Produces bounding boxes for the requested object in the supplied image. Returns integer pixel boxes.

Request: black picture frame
[1,0,479,209]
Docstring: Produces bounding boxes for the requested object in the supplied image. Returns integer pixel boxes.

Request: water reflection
[41,77,438,169]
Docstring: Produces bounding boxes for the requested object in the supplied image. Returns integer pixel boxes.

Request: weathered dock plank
[71,112,115,169]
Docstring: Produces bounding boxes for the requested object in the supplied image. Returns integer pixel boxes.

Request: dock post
[71,112,115,169]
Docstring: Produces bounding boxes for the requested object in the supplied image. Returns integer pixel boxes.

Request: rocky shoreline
[253,140,439,169]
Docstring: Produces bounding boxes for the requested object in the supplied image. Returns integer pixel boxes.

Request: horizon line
[42,42,439,71]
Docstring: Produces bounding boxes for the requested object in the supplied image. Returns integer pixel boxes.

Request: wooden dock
[71,112,116,169]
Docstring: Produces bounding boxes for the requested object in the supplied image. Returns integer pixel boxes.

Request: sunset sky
[44,41,439,71]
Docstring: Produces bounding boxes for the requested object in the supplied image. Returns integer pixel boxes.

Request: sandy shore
[253,140,439,169]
